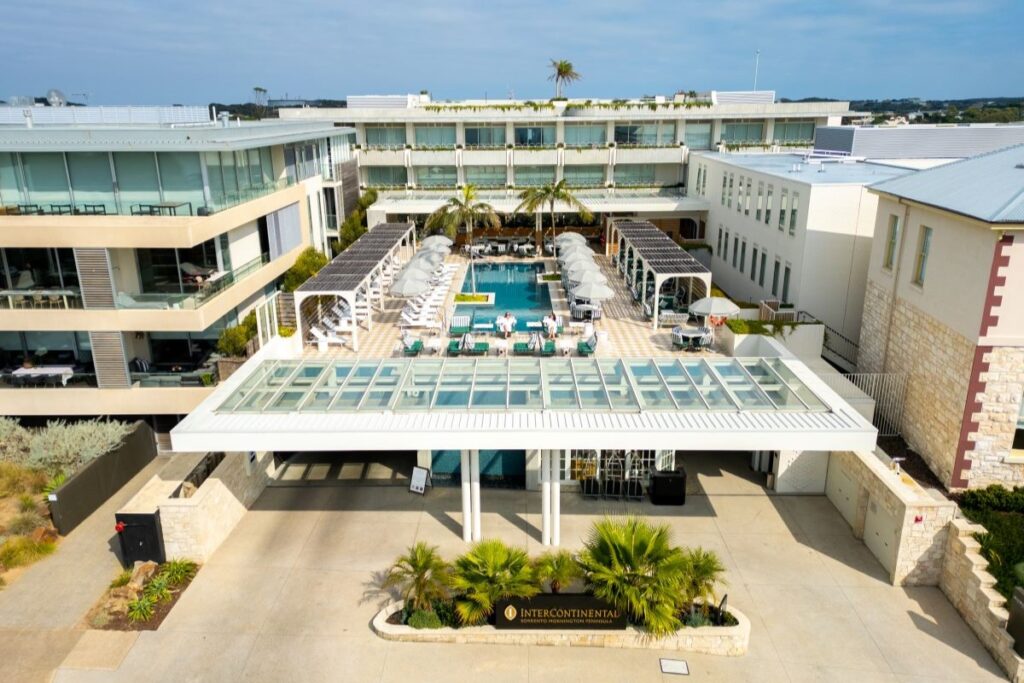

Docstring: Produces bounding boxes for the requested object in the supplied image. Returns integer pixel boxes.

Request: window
[771,259,780,296]
[1014,392,1024,453]
[722,121,764,144]
[413,125,456,148]
[20,153,70,207]
[364,125,406,148]
[756,182,764,220]
[415,166,457,187]
[0,152,25,205]
[365,166,407,187]
[883,215,900,270]
[727,174,734,208]
[723,231,730,261]
[157,152,204,209]
[765,185,773,224]
[732,236,739,268]
[464,166,506,187]
[912,226,933,285]
[745,178,752,216]
[563,165,605,187]
[564,124,606,147]
[737,175,745,212]
[717,227,723,257]
[720,174,728,206]
[514,125,556,147]
[788,191,799,235]
[514,165,556,186]
[113,153,161,207]
[613,164,655,186]
[782,264,792,303]
[684,122,712,150]
[739,240,747,274]
[778,188,788,230]
[759,252,767,287]
[67,152,116,214]
[774,121,815,143]
[751,247,758,282]
[464,126,506,148]
[614,121,675,146]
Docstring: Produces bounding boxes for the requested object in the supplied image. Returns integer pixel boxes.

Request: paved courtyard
[52,452,1007,682]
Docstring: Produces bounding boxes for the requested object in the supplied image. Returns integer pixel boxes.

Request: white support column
[551,450,563,547]
[652,274,661,332]
[541,450,551,546]
[470,449,481,542]
[461,451,472,542]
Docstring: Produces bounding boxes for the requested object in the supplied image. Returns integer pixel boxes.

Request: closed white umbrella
[570,282,616,301]
[688,296,741,318]
[421,235,453,247]
[568,269,608,285]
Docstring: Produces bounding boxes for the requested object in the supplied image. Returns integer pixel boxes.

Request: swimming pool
[454,262,552,332]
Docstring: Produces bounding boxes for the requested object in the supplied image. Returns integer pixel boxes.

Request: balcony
[360,148,407,166]
[0,289,84,310]
[615,147,684,164]
[563,147,611,165]
[116,253,271,311]
[409,149,457,166]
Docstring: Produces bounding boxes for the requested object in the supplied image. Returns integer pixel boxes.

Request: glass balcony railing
[0,289,84,310]
[130,367,218,387]
[0,370,98,388]
[116,253,272,311]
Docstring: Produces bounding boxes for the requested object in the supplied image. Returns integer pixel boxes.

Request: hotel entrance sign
[409,466,430,495]
[495,595,626,630]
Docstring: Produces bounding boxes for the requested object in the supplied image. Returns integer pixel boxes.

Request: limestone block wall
[856,278,891,374]
[940,518,1024,683]
[160,451,275,562]
[964,346,1024,488]
[828,450,955,585]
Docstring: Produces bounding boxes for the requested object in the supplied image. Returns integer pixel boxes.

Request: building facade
[0,116,355,431]
[859,145,1024,489]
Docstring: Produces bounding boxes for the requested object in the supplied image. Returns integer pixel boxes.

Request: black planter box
[649,468,687,506]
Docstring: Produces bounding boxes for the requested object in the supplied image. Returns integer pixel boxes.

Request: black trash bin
[649,467,687,505]
[115,511,166,567]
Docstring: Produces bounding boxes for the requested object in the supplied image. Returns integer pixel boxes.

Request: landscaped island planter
[372,600,750,656]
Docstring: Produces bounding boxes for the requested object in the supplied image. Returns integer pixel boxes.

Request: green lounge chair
[577,336,598,356]
[447,340,462,356]
[402,340,424,356]
[465,342,489,356]
[449,325,471,337]
[513,341,533,355]
[540,340,556,356]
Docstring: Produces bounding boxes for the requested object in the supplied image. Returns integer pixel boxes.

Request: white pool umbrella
[420,242,451,254]
[390,276,432,297]
[570,282,616,301]
[688,296,741,318]
[554,232,587,243]
[557,246,593,261]
[414,250,445,265]
[421,235,453,247]
[564,261,601,279]
[568,269,608,285]
[559,252,595,268]
[406,259,438,275]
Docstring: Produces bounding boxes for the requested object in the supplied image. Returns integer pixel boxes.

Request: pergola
[295,222,416,351]
[605,219,712,330]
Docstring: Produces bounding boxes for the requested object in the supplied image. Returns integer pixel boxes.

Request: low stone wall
[827,450,956,586]
[371,601,750,656]
[159,451,275,561]
[941,518,1024,683]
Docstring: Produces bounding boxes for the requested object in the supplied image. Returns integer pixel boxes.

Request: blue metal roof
[870,143,1024,224]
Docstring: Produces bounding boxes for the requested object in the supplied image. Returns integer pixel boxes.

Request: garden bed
[453,292,495,305]
[85,559,199,631]
[372,600,749,655]
[955,484,1024,600]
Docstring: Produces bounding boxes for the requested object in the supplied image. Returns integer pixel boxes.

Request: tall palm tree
[514,180,593,257]
[548,59,581,99]
[425,184,500,293]
[382,542,451,612]
[449,540,539,625]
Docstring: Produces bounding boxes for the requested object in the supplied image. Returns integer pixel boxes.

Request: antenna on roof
[753,50,761,91]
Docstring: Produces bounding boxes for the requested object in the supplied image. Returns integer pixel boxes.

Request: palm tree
[425,184,500,293]
[577,516,689,637]
[514,180,593,256]
[681,547,727,617]
[382,542,450,612]
[533,550,581,594]
[449,540,539,625]
[548,59,581,99]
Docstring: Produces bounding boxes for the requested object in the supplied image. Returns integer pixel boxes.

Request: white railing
[821,373,908,438]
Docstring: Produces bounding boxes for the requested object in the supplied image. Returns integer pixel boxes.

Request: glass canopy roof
[216,357,829,415]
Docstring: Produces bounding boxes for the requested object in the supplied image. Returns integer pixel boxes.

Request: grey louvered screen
[338,160,360,217]
[73,248,115,309]
[89,331,130,388]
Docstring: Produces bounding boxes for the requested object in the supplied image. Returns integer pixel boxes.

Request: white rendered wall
[228,220,262,267]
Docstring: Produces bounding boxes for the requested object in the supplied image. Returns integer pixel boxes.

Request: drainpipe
[877,197,912,374]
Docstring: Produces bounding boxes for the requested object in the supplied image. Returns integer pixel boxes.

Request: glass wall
[614,164,656,185]
[464,165,507,187]
[0,331,91,369]
[774,121,815,143]
[66,152,116,214]
[464,126,506,148]
[684,122,712,150]
[21,153,70,208]
[514,166,556,187]
[113,152,162,209]
[415,166,457,187]
[563,165,605,186]
[513,125,556,147]
[365,166,408,187]
[156,152,204,210]
[564,124,606,147]
[205,147,276,211]
[414,125,456,147]
[0,248,80,308]
[364,125,407,148]
[614,122,675,146]
[722,122,765,144]
[0,153,24,206]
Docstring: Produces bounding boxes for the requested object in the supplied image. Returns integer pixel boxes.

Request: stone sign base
[372,601,750,656]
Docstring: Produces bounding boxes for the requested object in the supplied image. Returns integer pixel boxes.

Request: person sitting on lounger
[461,332,475,351]
[544,312,559,338]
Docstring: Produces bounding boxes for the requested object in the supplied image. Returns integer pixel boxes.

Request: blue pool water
[454,262,552,332]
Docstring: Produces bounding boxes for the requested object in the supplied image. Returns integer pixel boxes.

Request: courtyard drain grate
[660,658,690,675]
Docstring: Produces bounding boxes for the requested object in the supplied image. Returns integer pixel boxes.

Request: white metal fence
[822,372,908,437]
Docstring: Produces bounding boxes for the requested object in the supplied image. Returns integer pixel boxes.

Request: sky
[4,0,1023,105]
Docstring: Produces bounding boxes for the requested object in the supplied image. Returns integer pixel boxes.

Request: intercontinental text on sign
[496,595,627,630]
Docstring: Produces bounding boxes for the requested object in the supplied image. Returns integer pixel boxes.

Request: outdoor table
[673,326,711,350]
[13,365,75,386]
[139,201,193,216]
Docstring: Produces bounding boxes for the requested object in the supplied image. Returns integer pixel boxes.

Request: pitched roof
[870,143,1024,224]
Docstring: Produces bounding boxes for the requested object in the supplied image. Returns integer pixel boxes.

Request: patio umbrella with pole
[405,259,439,275]
[570,282,616,301]
[687,296,741,345]
[568,269,608,285]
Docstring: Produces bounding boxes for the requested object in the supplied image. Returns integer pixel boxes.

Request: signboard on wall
[495,595,626,630]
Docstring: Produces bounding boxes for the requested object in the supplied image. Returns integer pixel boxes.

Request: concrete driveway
[55,452,1007,682]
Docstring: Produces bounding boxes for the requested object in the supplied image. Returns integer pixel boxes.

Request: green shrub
[960,484,1024,514]
[143,575,172,604]
[216,325,252,357]
[18,494,36,513]
[533,550,581,594]
[0,462,46,497]
[383,542,450,612]
[449,540,538,625]
[281,247,328,293]
[6,512,45,535]
[109,569,133,589]
[0,418,31,464]
[725,318,800,336]
[278,326,296,338]
[42,471,67,496]
[431,598,458,628]
[683,610,712,628]
[407,609,443,629]
[159,559,198,587]
[126,595,156,623]
[0,536,56,570]
[28,419,133,476]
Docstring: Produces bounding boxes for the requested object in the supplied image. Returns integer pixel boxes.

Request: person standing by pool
[544,311,559,338]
